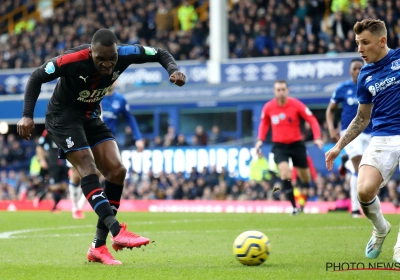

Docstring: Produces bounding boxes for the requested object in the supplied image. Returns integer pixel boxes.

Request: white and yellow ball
[233,230,271,266]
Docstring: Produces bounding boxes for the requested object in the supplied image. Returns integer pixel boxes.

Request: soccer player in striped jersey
[17,29,186,265]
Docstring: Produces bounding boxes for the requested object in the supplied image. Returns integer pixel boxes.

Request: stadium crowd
[1,0,400,78]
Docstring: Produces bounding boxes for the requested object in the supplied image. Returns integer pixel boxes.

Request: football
[233,230,271,266]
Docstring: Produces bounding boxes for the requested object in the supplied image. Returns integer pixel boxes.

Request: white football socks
[77,193,87,210]
[350,173,360,212]
[359,196,387,234]
[396,229,400,248]
[69,182,82,212]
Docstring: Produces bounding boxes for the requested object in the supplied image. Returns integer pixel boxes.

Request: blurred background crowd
[1,0,400,76]
[1,123,398,209]
[0,0,399,209]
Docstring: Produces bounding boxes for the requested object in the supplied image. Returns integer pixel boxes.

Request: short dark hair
[353,18,387,37]
[351,58,364,64]
[274,79,288,87]
[91,29,118,46]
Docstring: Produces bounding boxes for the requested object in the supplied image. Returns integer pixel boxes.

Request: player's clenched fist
[17,117,35,140]
[169,71,186,87]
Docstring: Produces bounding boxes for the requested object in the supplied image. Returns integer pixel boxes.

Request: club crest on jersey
[111,71,120,81]
[391,59,400,70]
[368,85,376,96]
[112,100,120,109]
[279,113,285,120]
[44,62,55,74]
[347,97,357,105]
[66,137,74,148]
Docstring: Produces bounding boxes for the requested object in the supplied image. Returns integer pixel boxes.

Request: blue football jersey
[331,79,372,133]
[101,92,142,140]
[358,49,400,136]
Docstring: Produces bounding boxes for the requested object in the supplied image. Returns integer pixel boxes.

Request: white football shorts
[66,160,73,168]
[340,130,371,159]
[360,135,400,188]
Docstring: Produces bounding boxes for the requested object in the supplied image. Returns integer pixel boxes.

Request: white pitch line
[0,217,363,240]
[0,226,362,239]
[0,225,93,239]
[9,229,245,239]
[0,218,222,239]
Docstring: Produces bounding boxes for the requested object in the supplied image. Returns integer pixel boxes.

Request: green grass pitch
[0,211,399,280]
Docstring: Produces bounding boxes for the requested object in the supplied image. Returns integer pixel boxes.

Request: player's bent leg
[350,155,362,218]
[394,245,400,263]
[77,193,87,210]
[87,245,122,265]
[276,162,298,215]
[92,140,150,250]
[69,167,80,184]
[66,150,119,236]
[75,168,102,214]
[92,140,126,184]
[68,166,85,219]
[296,167,311,185]
[91,140,123,248]
[295,167,312,211]
[358,165,391,259]
[358,165,383,203]
[275,161,291,194]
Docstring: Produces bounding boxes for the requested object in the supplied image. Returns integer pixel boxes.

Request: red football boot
[72,210,85,219]
[87,245,122,265]
[111,222,150,251]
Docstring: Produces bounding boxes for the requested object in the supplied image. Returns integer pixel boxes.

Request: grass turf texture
[0,212,399,280]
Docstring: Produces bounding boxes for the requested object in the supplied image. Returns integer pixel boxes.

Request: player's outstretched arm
[120,96,144,151]
[337,103,371,150]
[255,103,271,152]
[325,103,372,171]
[123,44,183,81]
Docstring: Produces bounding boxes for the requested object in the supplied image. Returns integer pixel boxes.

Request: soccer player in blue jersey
[326,58,372,218]
[101,82,144,149]
[326,18,400,262]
